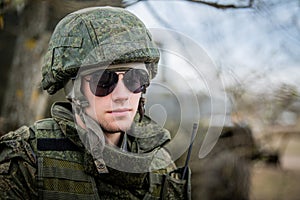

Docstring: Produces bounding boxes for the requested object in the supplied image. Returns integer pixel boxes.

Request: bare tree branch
[190,0,254,9]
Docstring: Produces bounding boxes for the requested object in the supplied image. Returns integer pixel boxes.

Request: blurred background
[0,0,299,199]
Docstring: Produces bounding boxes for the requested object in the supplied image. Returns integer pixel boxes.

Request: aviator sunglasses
[85,69,150,97]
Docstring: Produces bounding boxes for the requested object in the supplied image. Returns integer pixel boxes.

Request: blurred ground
[250,131,300,200]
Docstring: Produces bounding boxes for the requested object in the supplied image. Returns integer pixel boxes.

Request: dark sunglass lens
[90,71,118,96]
[123,69,149,93]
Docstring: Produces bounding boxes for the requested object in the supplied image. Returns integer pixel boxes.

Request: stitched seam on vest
[40,190,97,200]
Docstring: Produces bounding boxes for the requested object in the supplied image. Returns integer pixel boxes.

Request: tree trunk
[1,1,50,133]
[0,0,124,134]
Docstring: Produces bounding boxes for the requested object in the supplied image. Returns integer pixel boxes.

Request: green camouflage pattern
[0,126,38,199]
[42,7,160,95]
[0,102,191,199]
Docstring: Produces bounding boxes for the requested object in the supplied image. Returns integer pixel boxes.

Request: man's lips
[107,108,132,114]
[108,108,131,113]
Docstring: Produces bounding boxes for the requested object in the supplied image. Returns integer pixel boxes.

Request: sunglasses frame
[84,68,150,97]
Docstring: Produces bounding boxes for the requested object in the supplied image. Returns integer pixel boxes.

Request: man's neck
[75,113,122,146]
[105,132,122,146]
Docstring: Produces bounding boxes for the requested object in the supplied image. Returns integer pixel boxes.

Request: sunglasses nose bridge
[110,77,132,101]
[116,72,125,80]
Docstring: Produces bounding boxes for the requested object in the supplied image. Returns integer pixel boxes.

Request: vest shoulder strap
[34,118,100,200]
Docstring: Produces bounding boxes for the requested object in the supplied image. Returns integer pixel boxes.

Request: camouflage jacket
[0,102,191,200]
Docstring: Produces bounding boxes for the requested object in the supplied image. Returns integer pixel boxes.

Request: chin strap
[81,111,109,173]
[65,77,108,173]
[72,100,109,174]
[138,94,146,123]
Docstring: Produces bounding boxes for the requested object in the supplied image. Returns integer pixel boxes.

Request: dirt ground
[250,134,300,200]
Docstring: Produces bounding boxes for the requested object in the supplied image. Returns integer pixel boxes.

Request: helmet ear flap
[146,62,158,80]
[64,77,89,108]
[64,79,75,102]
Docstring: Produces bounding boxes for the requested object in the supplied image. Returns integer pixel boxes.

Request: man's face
[81,64,146,133]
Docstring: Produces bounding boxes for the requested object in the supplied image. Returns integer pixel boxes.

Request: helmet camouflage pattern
[41,7,160,95]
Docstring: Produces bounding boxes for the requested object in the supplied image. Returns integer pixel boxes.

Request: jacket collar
[50,101,172,174]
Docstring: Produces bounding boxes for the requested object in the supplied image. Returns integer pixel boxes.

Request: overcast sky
[127,0,300,92]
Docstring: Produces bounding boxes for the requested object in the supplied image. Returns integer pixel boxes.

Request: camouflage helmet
[41,7,160,95]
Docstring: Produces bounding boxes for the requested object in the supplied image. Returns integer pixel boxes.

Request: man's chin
[102,121,132,133]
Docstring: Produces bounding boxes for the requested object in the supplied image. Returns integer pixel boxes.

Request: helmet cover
[41,7,160,95]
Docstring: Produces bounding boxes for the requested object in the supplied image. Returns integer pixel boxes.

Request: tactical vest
[34,118,191,200]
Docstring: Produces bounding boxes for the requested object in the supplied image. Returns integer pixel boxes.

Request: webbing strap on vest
[37,138,79,151]
[143,173,163,200]
[37,156,100,200]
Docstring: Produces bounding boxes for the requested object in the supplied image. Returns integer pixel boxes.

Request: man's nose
[111,74,130,102]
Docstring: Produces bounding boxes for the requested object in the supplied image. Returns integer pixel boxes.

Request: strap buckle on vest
[94,158,108,173]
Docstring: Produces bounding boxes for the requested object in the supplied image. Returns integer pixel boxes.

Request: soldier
[0,7,191,199]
